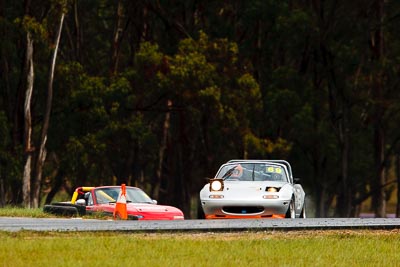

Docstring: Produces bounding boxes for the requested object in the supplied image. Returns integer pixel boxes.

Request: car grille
[222,206,264,214]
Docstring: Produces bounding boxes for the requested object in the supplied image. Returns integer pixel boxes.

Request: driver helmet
[231,164,243,177]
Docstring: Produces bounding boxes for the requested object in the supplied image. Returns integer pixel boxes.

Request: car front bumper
[200,198,291,219]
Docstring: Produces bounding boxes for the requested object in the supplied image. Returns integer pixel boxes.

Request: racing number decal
[266,167,282,173]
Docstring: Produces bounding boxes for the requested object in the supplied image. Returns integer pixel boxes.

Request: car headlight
[209,179,224,191]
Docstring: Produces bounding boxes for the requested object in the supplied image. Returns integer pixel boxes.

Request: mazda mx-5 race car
[199,160,306,219]
[44,185,184,220]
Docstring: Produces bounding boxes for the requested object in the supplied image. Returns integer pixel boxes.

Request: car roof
[75,185,140,192]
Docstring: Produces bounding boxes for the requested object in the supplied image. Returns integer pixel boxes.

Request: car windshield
[216,163,288,182]
[94,187,154,204]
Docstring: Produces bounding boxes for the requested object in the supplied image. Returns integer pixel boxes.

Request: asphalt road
[1,217,400,232]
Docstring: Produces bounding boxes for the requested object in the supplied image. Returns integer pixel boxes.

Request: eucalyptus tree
[0,0,68,207]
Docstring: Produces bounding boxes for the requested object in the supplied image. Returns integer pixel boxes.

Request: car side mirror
[152,199,158,205]
[75,199,86,206]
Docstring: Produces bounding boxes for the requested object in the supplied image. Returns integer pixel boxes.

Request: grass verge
[0,206,52,218]
[0,206,111,219]
[0,230,399,266]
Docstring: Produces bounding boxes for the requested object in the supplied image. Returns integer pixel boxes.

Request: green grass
[0,230,399,266]
[0,206,52,218]
[1,208,399,266]
[0,206,111,219]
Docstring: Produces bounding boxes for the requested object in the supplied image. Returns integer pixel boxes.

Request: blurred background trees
[1,0,400,218]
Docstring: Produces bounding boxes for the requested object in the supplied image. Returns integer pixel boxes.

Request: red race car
[44,185,184,220]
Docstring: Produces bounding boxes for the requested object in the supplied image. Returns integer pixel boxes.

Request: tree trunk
[44,154,63,205]
[73,0,82,62]
[32,12,65,208]
[110,0,125,75]
[372,127,386,217]
[370,0,386,218]
[0,169,5,207]
[396,154,400,218]
[314,160,327,218]
[0,12,12,121]
[0,1,7,206]
[152,100,172,200]
[176,108,191,217]
[336,107,352,217]
[22,31,34,208]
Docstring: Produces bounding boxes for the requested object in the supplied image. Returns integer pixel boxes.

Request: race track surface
[1,217,400,232]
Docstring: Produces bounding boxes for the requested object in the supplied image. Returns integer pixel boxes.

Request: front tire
[285,199,295,219]
[197,199,205,219]
[300,203,306,218]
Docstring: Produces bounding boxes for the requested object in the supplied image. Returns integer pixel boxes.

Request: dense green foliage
[1,0,400,217]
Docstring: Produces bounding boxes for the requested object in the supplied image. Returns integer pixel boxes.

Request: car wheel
[285,199,295,219]
[197,199,205,219]
[300,203,306,218]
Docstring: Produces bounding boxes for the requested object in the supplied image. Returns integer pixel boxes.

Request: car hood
[88,201,184,220]
[200,181,290,197]
[222,181,288,193]
[127,203,181,213]
[200,180,292,199]
[224,180,288,187]
[126,203,184,220]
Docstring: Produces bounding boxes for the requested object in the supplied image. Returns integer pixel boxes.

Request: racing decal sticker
[266,166,282,173]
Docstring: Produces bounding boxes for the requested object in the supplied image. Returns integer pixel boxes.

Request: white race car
[199,160,306,219]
